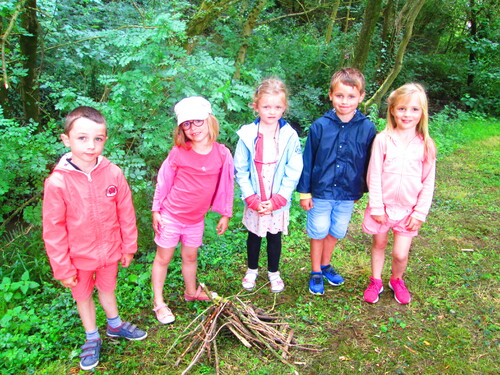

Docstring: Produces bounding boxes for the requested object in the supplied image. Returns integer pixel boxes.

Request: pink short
[154,210,204,248]
[71,262,118,301]
[362,207,418,237]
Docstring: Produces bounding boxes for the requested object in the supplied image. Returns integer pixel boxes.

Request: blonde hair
[386,83,436,160]
[64,106,106,135]
[330,67,365,94]
[174,114,219,149]
[253,78,289,108]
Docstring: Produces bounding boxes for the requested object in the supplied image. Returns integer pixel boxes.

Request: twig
[282,329,295,360]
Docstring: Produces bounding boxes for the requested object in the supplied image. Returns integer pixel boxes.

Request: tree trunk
[364,0,426,112]
[19,0,40,123]
[467,0,477,87]
[186,0,238,38]
[373,0,396,84]
[233,0,268,80]
[325,0,341,44]
[351,0,383,71]
[343,0,352,33]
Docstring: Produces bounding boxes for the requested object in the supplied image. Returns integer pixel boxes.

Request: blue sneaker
[107,322,147,341]
[321,265,344,286]
[79,339,101,371]
[309,273,324,295]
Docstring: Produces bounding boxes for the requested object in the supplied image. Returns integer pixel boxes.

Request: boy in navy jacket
[297,68,376,295]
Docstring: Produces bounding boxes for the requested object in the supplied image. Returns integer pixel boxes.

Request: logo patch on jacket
[106,185,118,197]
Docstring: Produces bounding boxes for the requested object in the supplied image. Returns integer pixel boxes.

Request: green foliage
[0,115,62,228]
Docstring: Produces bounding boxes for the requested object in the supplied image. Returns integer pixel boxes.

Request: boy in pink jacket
[42,106,147,371]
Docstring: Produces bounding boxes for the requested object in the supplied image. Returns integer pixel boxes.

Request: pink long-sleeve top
[152,142,234,224]
[42,154,138,281]
[366,130,436,222]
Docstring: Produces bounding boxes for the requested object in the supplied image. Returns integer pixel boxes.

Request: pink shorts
[71,262,118,301]
[154,210,204,248]
[362,207,418,237]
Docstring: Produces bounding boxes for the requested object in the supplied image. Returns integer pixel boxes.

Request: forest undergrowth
[0,115,498,374]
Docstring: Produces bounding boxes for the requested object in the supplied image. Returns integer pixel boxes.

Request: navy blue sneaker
[309,273,324,295]
[79,339,101,371]
[107,322,147,341]
[321,265,344,286]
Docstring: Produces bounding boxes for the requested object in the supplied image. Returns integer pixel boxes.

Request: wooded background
[0,0,498,229]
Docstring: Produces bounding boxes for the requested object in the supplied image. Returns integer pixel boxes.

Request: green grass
[1,115,499,374]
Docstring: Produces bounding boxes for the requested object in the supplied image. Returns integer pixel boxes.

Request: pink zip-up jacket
[43,153,138,280]
[366,130,436,222]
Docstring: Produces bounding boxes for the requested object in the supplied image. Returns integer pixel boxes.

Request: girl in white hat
[151,96,234,324]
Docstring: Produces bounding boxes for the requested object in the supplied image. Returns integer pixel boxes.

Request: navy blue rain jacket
[297,109,377,201]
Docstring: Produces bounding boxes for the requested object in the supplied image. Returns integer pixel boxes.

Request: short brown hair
[64,106,106,135]
[329,67,366,94]
[174,114,219,149]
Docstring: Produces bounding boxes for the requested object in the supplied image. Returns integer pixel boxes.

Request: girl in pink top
[362,83,436,305]
[151,97,234,324]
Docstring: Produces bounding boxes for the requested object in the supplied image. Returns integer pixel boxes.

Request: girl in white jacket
[234,78,303,293]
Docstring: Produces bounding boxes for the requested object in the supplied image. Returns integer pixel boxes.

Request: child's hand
[120,253,134,268]
[300,198,313,211]
[371,214,387,225]
[260,201,273,215]
[152,211,163,235]
[61,275,77,288]
[216,216,230,235]
[405,216,423,231]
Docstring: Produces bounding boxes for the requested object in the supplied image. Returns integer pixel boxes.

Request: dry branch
[169,285,323,374]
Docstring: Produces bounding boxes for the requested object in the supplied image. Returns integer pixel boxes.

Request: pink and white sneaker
[364,277,384,303]
[389,278,411,304]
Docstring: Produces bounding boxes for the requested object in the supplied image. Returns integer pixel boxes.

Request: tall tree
[343,0,353,33]
[325,0,341,44]
[351,0,383,71]
[19,0,39,123]
[364,0,426,111]
[187,0,238,37]
[233,0,268,79]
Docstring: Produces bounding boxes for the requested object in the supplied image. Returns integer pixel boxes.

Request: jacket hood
[54,152,110,173]
[253,117,287,128]
[323,109,367,124]
[237,118,296,145]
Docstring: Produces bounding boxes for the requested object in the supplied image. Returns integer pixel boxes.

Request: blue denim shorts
[306,198,355,239]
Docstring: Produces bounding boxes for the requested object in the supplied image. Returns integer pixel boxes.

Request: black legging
[246,231,282,273]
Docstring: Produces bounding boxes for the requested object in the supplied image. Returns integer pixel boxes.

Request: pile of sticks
[167,284,321,375]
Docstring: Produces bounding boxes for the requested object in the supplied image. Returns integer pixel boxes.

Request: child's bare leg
[181,245,204,297]
[98,290,119,318]
[152,246,176,306]
[321,234,338,265]
[371,232,389,279]
[391,234,413,279]
[310,238,324,272]
[76,295,97,332]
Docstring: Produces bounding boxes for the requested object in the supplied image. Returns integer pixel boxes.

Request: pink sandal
[153,303,175,324]
[184,285,211,301]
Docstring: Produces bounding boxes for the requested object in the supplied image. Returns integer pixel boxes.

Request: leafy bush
[0,115,62,230]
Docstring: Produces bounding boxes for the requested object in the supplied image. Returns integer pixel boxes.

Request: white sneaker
[242,269,258,290]
[269,271,285,293]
